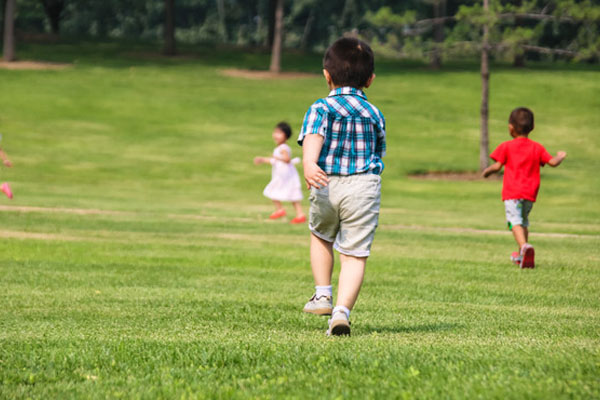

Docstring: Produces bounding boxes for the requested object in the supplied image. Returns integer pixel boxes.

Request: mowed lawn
[0,42,599,399]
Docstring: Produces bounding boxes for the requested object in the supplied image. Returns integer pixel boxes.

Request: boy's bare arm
[482,161,502,178]
[302,134,329,189]
[547,151,567,167]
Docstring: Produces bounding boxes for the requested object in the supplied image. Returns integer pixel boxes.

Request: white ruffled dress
[263,143,303,202]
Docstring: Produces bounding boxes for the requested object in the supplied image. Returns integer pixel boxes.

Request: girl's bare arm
[0,148,11,167]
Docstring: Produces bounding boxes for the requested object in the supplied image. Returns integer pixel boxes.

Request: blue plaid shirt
[298,87,386,175]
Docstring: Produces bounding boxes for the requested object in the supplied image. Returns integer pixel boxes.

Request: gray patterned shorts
[504,199,534,229]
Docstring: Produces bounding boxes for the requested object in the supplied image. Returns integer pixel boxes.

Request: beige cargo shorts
[309,173,381,257]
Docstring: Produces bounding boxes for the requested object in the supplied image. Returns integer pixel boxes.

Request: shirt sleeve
[297,101,328,146]
[490,142,507,164]
[538,144,553,165]
[376,111,386,158]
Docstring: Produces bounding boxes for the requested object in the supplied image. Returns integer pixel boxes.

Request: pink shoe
[290,215,306,224]
[520,244,535,269]
[1,182,13,199]
[269,209,286,220]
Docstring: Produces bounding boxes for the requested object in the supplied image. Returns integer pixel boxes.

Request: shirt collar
[328,87,367,100]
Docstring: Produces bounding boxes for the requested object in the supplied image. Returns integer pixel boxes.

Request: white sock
[315,285,332,298]
[332,305,350,319]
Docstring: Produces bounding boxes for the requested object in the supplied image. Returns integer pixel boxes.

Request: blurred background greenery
[3,0,600,64]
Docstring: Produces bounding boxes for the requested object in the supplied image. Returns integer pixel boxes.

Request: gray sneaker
[303,294,333,315]
[327,309,351,336]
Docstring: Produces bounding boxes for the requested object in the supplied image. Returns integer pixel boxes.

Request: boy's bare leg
[311,233,333,286]
[336,254,367,310]
[513,224,535,268]
[292,201,305,218]
[512,224,528,249]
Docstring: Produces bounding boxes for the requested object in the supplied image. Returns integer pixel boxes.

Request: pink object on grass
[1,182,13,199]
[269,209,286,220]
[290,215,306,224]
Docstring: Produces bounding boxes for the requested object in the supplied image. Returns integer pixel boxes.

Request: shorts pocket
[359,176,381,200]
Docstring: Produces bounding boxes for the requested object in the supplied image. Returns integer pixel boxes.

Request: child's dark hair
[509,107,535,135]
[276,121,292,139]
[323,37,374,89]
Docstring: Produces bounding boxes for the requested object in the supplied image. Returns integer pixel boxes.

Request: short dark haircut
[276,121,292,139]
[323,37,374,89]
[509,107,535,135]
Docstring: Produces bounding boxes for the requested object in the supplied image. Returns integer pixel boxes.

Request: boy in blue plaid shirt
[298,37,386,336]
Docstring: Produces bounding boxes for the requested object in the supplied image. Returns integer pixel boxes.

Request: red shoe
[520,244,535,269]
[269,209,286,219]
[1,182,13,199]
[290,215,306,224]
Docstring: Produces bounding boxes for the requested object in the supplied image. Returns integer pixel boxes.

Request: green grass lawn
[0,41,599,399]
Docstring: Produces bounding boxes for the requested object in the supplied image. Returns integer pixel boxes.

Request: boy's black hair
[509,107,535,135]
[323,37,374,89]
[276,121,292,139]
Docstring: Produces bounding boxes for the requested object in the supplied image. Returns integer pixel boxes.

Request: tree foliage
[4,0,599,63]
[450,0,600,62]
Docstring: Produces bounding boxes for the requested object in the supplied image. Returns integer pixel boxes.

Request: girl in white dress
[254,122,306,223]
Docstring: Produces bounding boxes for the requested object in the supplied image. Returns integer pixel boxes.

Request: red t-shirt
[490,137,553,202]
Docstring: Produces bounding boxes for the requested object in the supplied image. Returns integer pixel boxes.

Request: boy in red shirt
[483,107,566,268]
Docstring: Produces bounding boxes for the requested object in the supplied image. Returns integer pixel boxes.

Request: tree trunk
[163,0,176,55]
[216,0,226,42]
[40,0,64,34]
[300,7,315,50]
[267,0,276,48]
[269,0,283,73]
[479,0,490,171]
[430,0,446,69]
[513,53,525,67]
[512,14,525,67]
[97,7,109,37]
[340,0,354,29]
[2,0,15,62]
